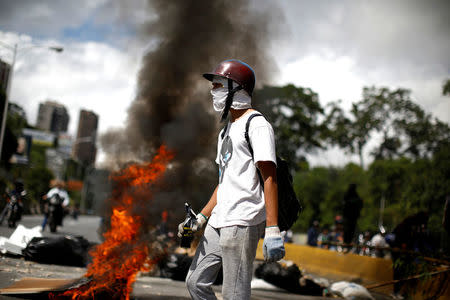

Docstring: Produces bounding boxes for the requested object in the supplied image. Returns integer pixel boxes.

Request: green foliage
[292,163,371,232]
[29,144,49,167]
[24,166,53,208]
[253,84,326,170]
[325,87,450,166]
[6,102,28,137]
[443,79,450,96]
[292,148,449,252]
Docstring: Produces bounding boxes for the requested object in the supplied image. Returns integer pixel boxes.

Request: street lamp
[0,41,63,162]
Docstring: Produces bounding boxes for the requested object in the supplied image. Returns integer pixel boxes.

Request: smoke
[100,0,282,227]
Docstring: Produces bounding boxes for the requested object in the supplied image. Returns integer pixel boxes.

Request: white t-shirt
[208,111,277,228]
[46,187,70,207]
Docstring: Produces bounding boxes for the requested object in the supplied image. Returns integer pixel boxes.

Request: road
[0,214,102,244]
[0,215,330,299]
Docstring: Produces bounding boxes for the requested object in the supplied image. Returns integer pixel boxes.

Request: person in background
[41,180,70,231]
[330,216,344,251]
[358,231,372,256]
[0,180,25,227]
[370,226,389,258]
[284,229,293,243]
[342,184,363,245]
[317,225,330,249]
[307,220,320,247]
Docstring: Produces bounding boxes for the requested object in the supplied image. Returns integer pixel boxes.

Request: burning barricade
[49,145,174,300]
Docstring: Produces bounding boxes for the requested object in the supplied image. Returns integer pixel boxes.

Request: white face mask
[211,77,251,112]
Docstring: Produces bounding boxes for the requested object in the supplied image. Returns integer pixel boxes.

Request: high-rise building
[73,109,98,166]
[36,100,69,133]
[0,59,11,93]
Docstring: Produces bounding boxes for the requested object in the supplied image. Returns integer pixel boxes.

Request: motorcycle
[47,194,64,233]
[0,191,24,228]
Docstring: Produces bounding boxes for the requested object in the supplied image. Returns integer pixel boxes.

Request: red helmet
[203,59,255,96]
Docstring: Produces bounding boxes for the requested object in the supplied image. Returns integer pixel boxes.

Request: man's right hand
[177,213,208,238]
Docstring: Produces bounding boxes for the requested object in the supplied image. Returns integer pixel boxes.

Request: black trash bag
[22,235,92,267]
[158,253,223,285]
[254,262,324,295]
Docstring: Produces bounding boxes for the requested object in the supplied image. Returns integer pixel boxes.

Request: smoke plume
[100,0,281,227]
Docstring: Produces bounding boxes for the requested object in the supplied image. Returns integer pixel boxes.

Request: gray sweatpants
[186,222,265,300]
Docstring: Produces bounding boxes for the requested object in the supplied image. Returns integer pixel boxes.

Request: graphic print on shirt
[219,136,233,183]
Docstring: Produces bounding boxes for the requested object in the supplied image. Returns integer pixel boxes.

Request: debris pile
[254,261,325,296]
[23,235,92,267]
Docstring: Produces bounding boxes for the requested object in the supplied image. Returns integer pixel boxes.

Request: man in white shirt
[41,180,70,231]
[179,59,285,300]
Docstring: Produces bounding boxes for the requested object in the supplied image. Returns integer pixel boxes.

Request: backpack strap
[245,113,265,185]
[220,122,229,139]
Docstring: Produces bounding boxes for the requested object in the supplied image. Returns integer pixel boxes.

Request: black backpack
[244,113,303,232]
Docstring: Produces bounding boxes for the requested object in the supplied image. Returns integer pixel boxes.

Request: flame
[53,145,174,300]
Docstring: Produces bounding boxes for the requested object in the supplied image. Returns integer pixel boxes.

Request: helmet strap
[220,78,243,122]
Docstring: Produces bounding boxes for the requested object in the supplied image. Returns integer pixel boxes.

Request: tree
[253,84,326,169]
[326,87,450,166]
[0,100,29,168]
[443,79,450,96]
[366,87,450,160]
[324,91,385,168]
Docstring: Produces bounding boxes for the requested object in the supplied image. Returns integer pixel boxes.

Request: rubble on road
[254,260,325,296]
[329,281,375,299]
[23,235,93,267]
[0,225,42,255]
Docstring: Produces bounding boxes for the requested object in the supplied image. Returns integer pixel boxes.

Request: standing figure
[307,220,320,247]
[179,60,284,300]
[342,184,363,245]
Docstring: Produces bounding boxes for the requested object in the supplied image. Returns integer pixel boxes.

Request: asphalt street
[0,214,102,245]
[0,215,330,300]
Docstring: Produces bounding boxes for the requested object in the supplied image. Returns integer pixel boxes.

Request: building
[36,100,69,133]
[73,109,98,166]
[0,59,11,93]
[81,168,111,214]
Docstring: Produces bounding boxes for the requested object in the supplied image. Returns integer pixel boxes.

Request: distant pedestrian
[342,184,363,244]
[307,220,320,247]
[370,226,388,258]
[317,225,330,249]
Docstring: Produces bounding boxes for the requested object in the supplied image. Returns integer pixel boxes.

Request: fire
[53,145,174,300]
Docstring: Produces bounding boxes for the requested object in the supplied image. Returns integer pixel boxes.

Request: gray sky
[0,0,448,166]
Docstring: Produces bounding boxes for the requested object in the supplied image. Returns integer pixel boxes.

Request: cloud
[0,0,148,46]
[0,0,104,36]
[280,0,449,68]
[0,31,139,141]
[1,0,448,168]
[276,0,449,123]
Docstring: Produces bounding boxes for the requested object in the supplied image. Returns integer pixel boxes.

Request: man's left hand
[263,226,285,262]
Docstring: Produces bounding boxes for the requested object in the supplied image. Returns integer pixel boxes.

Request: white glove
[192,213,208,231]
[177,213,208,238]
[263,226,285,262]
